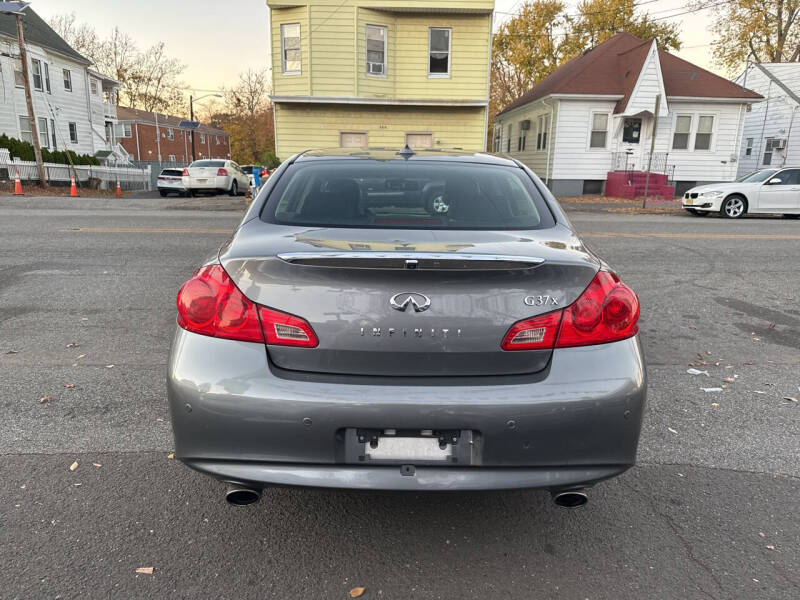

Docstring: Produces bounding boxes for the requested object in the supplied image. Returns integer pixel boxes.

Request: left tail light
[217,168,228,176]
[176,265,318,347]
[181,168,188,176]
[501,271,639,351]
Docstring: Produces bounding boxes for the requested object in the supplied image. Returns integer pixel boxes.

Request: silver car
[168,149,646,508]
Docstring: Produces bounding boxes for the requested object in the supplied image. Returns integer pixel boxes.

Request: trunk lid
[220,222,599,377]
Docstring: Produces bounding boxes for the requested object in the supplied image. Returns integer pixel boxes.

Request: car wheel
[159,190,167,197]
[229,181,238,197]
[721,195,747,219]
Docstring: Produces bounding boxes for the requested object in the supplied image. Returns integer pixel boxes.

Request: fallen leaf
[39,395,53,404]
[754,391,766,395]
[93,462,102,468]
[702,387,723,393]
[5,349,20,354]
[167,452,174,460]
[711,402,719,407]
[105,364,114,369]
[766,545,775,551]
[81,317,89,320]
[66,342,80,348]
[349,587,366,598]
[723,377,735,383]
[688,325,696,330]
[758,532,765,537]
[782,397,798,403]
[63,383,75,389]
[69,461,79,471]
[706,351,712,356]
[667,427,678,434]
[77,354,86,359]
[135,567,154,575]
[768,323,776,330]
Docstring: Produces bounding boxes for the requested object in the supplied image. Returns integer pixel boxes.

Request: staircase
[605,170,675,199]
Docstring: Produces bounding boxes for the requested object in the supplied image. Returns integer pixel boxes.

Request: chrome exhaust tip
[225,483,261,506]
[551,489,588,508]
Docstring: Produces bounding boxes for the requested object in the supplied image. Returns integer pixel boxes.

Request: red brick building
[116,106,230,164]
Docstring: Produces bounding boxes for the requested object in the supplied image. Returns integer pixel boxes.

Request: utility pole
[190,95,195,162]
[14,8,47,187]
[642,93,661,209]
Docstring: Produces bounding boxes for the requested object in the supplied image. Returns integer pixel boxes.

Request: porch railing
[612,151,672,175]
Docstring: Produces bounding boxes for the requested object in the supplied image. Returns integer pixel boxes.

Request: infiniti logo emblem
[389,292,431,313]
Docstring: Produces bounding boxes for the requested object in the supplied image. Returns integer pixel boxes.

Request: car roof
[293,148,520,167]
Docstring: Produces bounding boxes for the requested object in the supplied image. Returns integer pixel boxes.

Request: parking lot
[1,196,798,599]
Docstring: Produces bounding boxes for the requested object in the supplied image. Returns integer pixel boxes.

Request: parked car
[168,149,645,508]
[240,165,269,187]
[157,168,188,197]
[182,159,249,196]
[682,168,800,218]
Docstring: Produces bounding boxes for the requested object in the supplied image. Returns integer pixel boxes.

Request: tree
[705,0,800,74]
[560,0,681,61]
[48,13,187,115]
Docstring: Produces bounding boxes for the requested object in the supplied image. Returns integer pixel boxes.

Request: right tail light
[502,271,639,350]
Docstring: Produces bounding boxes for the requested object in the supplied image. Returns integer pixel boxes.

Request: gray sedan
[167,149,646,508]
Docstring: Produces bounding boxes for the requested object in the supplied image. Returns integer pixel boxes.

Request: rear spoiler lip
[275,251,546,270]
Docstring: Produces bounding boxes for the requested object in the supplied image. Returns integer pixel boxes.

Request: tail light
[176,265,318,347]
[217,168,228,176]
[182,168,188,176]
[502,271,639,351]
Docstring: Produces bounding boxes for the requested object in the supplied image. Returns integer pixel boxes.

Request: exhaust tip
[225,483,261,506]
[551,490,588,508]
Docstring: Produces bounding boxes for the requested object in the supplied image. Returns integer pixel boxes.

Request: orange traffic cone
[13,170,23,196]
[69,176,78,197]
[115,181,122,198]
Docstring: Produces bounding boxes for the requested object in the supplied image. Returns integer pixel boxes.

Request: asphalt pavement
[1,196,798,599]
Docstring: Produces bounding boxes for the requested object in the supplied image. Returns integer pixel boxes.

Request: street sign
[179,120,201,130]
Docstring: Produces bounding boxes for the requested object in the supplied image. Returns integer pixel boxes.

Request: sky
[29,0,717,94]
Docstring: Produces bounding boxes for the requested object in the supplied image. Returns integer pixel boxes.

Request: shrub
[0,134,99,166]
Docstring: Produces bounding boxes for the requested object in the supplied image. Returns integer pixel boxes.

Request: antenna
[396,145,415,160]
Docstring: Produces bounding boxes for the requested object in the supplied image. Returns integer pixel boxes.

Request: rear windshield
[160,169,182,176]
[191,160,224,168]
[241,165,254,174]
[263,160,554,230]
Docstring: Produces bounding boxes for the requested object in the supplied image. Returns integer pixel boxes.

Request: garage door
[406,133,433,148]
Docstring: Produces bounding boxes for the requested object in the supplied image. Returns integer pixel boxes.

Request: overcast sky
[30,0,715,94]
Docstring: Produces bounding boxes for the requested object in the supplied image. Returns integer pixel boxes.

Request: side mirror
[767,178,782,185]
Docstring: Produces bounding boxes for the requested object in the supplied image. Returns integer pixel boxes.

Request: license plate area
[343,428,477,465]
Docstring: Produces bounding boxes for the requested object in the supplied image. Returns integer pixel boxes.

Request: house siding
[551,100,619,181]
[274,103,485,157]
[624,42,668,117]
[735,65,800,176]
[493,98,558,182]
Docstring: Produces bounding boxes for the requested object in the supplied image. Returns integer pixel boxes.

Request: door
[757,169,800,212]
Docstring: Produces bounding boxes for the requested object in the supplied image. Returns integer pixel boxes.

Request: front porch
[606,151,676,199]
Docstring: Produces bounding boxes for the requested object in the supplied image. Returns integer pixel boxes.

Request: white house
[735,63,800,177]
[494,32,762,197]
[0,7,127,162]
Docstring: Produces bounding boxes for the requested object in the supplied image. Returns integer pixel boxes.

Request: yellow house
[266,0,494,157]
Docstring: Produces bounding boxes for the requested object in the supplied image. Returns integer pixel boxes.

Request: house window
[672,115,692,150]
[50,118,56,149]
[19,116,32,144]
[167,128,174,140]
[694,115,714,150]
[406,133,433,148]
[366,25,387,76]
[590,113,608,148]
[622,118,641,143]
[745,137,753,156]
[115,123,132,138]
[517,122,527,151]
[215,135,220,144]
[69,122,78,143]
[428,28,451,76]
[13,59,24,87]
[506,124,512,152]
[340,131,368,148]
[536,114,550,150]
[281,23,301,74]
[44,62,51,93]
[63,69,72,91]
[38,117,49,148]
[763,138,777,165]
[168,154,176,162]
[493,127,501,152]
[90,79,98,95]
[31,59,43,91]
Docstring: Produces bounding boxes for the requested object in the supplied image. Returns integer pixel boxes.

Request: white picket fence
[1,156,151,191]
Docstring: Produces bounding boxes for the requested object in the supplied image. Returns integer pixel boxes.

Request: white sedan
[182,159,249,197]
[682,168,800,218]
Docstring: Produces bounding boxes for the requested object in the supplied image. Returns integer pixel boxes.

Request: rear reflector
[176,265,318,347]
[502,271,640,351]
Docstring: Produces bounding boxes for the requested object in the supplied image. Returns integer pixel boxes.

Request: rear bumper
[167,329,647,491]
[184,176,228,190]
